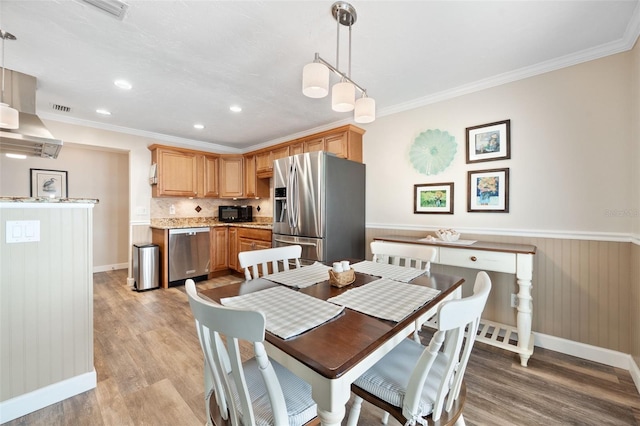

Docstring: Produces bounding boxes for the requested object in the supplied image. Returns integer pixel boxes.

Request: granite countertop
[0,197,99,204]
[150,217,272,230]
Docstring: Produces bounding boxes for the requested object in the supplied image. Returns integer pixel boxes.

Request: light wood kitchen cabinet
[304,136,325,153]
[150,145,220,198]
[244,154,269,198]
[210,226,228,272]
[255,151,272,177]
[228,227,238,271]
[219,155,244,198]
[229,227,272,273]
[324,132,349,158]
[255,145,290,178]
[199,154,220,198]
[150,146,198,197]
[290,142,304,156]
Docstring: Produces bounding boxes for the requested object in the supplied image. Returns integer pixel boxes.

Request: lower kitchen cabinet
[229,227,272,273]
[210,226,228,272]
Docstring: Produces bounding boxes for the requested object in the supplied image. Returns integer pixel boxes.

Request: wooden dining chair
[185,279,319,426]
[238,245,302,280]
[346,271,492,426]
[370,241,442,342]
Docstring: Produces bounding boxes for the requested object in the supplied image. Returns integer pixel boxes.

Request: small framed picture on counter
[414,182,454,214]
[30,168,68,198]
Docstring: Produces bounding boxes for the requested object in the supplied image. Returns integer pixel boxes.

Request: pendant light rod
[312,53,367,96]
[1,30,17,104]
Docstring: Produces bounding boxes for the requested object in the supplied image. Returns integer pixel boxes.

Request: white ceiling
[2,0,639,152]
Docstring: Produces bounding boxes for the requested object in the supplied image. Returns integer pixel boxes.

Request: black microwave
[218,205,252,223]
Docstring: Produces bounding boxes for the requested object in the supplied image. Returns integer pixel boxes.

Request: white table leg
[516,254,534,367]
[312,378,350,426]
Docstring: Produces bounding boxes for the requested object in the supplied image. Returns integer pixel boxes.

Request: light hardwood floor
[5,269,640,425]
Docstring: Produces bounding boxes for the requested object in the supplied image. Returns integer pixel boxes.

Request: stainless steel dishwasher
[168,227,210,285]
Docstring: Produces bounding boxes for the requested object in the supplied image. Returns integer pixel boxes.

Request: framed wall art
[30,168,68,198]
[414,182,454,214]
[467,168,509,212]
[466,119,510,163]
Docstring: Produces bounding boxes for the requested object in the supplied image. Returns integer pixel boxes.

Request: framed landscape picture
[466,119,510,163]
[30,168,68,198]
[467,168,509,212]
[414,182,454,214]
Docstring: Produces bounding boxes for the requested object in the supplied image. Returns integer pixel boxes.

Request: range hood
[0,70,63,159]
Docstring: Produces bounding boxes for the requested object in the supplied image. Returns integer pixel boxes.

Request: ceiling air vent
[51,103,71,113]
[79,0,129,20]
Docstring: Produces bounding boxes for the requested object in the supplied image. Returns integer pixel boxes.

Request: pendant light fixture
[302,2,375,123]
[0,29,19,130]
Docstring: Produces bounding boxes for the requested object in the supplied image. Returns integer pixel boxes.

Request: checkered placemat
[264,262,332,288]
[351,260,426,282]
[327,278,440,322]
[221,286,344,339]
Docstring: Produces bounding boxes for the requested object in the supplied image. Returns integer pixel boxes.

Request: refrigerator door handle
[287,162,299,229]
[273,238,318,247]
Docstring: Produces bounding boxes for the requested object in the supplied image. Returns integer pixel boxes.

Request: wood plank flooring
[5,269,639,425]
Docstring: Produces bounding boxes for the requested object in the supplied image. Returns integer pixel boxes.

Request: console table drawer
[439,247,516,274]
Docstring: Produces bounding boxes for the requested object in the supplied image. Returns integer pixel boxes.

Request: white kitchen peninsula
[0,198,97,423]
[374,235,536,367]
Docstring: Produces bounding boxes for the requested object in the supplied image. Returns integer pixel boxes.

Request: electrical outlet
[510,293,518,308]
[169,204,176,215]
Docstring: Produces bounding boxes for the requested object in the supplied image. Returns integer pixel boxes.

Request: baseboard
[0,370,97,424]
[93,262,128,273]
[535,332,640,394]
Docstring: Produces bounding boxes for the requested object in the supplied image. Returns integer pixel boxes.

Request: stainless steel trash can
[132,244,159,291]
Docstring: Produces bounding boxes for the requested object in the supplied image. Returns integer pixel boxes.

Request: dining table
[200,262,465,426]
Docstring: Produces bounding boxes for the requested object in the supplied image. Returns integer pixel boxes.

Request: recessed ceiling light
[5,153,27,159]
[96,109,111,115]
[114,80,132,90]
[193,124,205,130]
[229,105,242,113]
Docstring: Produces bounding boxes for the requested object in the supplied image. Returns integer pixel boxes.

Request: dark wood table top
[200,269,464,380]
[375,235,537,254]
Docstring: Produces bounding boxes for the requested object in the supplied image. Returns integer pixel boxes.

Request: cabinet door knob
[470,256,477,262]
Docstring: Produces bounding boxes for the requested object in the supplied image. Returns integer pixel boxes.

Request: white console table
[375,236,536,367]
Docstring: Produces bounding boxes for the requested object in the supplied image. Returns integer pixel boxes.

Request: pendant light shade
[331,80,355,112]
[302,62,329,98]
[354,95,375,124]
[0,103,19,129]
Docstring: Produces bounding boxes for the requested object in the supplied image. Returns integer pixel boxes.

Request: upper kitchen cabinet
[255,145,290,179]
[219,155,244,198]
[150,146,198,197]
[244,154,269,198]
[199,154,220,198]
[149,145,220,198]
[315,125,364,162]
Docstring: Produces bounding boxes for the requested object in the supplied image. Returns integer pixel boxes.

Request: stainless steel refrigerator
[272,151,365,264]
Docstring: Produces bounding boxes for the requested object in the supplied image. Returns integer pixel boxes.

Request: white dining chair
[370,241,441,342]
[238,245,302,280]
[185,279,319,426]
[346,271,492,426]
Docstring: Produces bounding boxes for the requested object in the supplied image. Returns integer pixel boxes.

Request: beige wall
[0,143,128,270]
[363,46,637,355]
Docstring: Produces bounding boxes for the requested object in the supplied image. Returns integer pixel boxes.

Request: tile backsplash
[151,197,272,219]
